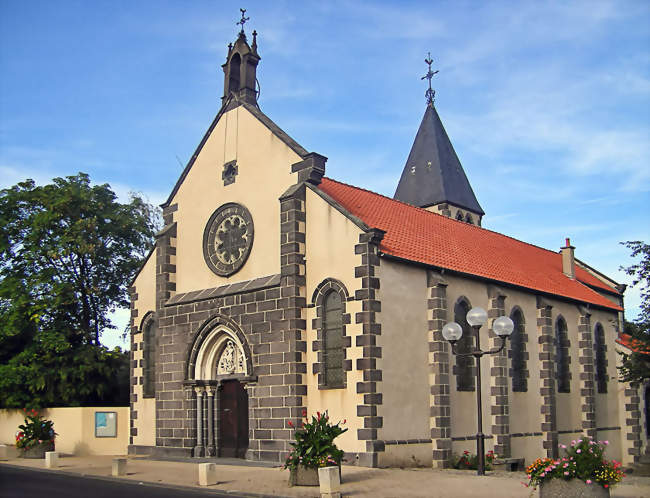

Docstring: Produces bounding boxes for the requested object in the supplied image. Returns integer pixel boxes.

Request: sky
[1,0,649,350]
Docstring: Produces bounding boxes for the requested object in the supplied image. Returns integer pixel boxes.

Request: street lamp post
[442,307,514,476]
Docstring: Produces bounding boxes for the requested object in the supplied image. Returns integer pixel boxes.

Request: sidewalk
[2,454,649,497]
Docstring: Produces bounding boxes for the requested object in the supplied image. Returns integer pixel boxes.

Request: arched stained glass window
[454,299,475,391]
[510,308,527,392]
[594,323,608,393]
[555,316,571,393]
[323,291,344,388]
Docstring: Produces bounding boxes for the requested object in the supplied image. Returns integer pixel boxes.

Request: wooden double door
[219,379,249,458]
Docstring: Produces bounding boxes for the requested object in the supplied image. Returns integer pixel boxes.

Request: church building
[128,19,643,468]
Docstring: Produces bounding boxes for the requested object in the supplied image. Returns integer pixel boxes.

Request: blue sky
[1,1,649,349]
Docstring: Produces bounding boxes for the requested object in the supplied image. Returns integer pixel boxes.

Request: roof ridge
[322,176,573,261]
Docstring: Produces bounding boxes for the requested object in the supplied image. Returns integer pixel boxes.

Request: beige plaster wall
[171,106,303,294]
[0,407,128,455]
[503,290,540,439]
[130,329,156,447]
[378,443,431,467]
[304,188,365,454]
[133,252,156,318]
[376,259,430,441]
[444,274,624,464]
[551,300,583,434]
[591,308,623,438]
[131,252,157,447]
[445,274,496,456]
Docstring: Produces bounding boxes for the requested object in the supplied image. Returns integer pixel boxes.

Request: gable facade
[128,26,643,468]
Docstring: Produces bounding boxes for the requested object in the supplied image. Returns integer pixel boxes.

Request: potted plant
[284,410,347,486]
[524,438,624,497]
[16,408,57,459]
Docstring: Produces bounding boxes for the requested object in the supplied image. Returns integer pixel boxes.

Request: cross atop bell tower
[221,9,261,107]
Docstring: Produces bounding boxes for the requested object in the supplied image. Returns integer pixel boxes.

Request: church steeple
[221,9,260,107]
[393,55,484,225]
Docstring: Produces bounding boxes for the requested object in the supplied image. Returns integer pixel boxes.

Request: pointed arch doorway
[186,317,255,458]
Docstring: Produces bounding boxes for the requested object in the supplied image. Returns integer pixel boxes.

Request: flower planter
[540,479,610,498]
[288,465,341,487]
[288,465,319,486]
[20,441,55,459]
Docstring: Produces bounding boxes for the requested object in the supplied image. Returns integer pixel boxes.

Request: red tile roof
[616,333,650,354]
[318,177,622,312]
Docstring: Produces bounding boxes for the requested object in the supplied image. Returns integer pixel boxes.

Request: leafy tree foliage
[0,173,159,407]
[618,241,650,383]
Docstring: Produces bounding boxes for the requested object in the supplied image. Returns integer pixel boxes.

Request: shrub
[451,449,496,470]
[15,408,56,449]
[284,410,347,469]
[525,438,624,490]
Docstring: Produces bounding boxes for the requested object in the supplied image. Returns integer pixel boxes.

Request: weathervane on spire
[237,8,250,35]
[421,52,439,106]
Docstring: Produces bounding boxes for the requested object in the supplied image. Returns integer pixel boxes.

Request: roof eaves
[378,251,623,313]
[575,257,622,294]
[305,182,372,233]
[161,95,235,208]
[128,244,156,289]
[161,96,309,209]
[242,102,309,159]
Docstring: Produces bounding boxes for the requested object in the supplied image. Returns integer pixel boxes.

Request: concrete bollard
[198,462,217,486]
[0,444,7,460]
[112,458,127,476]
[318,466,341,498]
[45,451,59,468]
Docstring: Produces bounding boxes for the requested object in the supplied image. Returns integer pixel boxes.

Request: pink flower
[560,444,566,449]
[586,480,592,484]
[576,449,581,453]
[603,440,609,445]
[564,471,569,476]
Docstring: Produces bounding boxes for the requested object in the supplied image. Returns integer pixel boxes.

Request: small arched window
[454,299,475,391]
[456,211,464,221]
[510,308,527,392]
[555,316,571,393]
[142,317,157,398]
[323,291,344,388]
[228,53,241,94]
[594,323,607,393]
[465,213,473,224]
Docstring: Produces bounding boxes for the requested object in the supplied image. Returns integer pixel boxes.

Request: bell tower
[394,54,484,225]
[221,9,260,107]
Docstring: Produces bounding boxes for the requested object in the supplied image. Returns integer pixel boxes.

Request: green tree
[618,241,650,383]
[0,173,159,407]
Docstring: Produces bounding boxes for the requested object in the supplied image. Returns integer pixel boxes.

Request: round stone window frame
[202,202,254,277]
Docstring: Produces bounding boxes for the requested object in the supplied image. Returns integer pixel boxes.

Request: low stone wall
[0,406,129,456]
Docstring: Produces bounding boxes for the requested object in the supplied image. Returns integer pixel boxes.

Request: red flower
[604,485,608,488]
[317,411,321,420]
[302,409,307,418]
[343,419,346,424]
[288,420,294,428]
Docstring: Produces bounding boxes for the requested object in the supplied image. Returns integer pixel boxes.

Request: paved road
[0,464,251,498]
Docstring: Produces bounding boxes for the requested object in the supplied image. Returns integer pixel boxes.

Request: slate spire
[394,57,484,220]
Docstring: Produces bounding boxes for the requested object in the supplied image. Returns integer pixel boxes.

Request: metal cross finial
[421,52,439,106]
[237,8,250,35]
